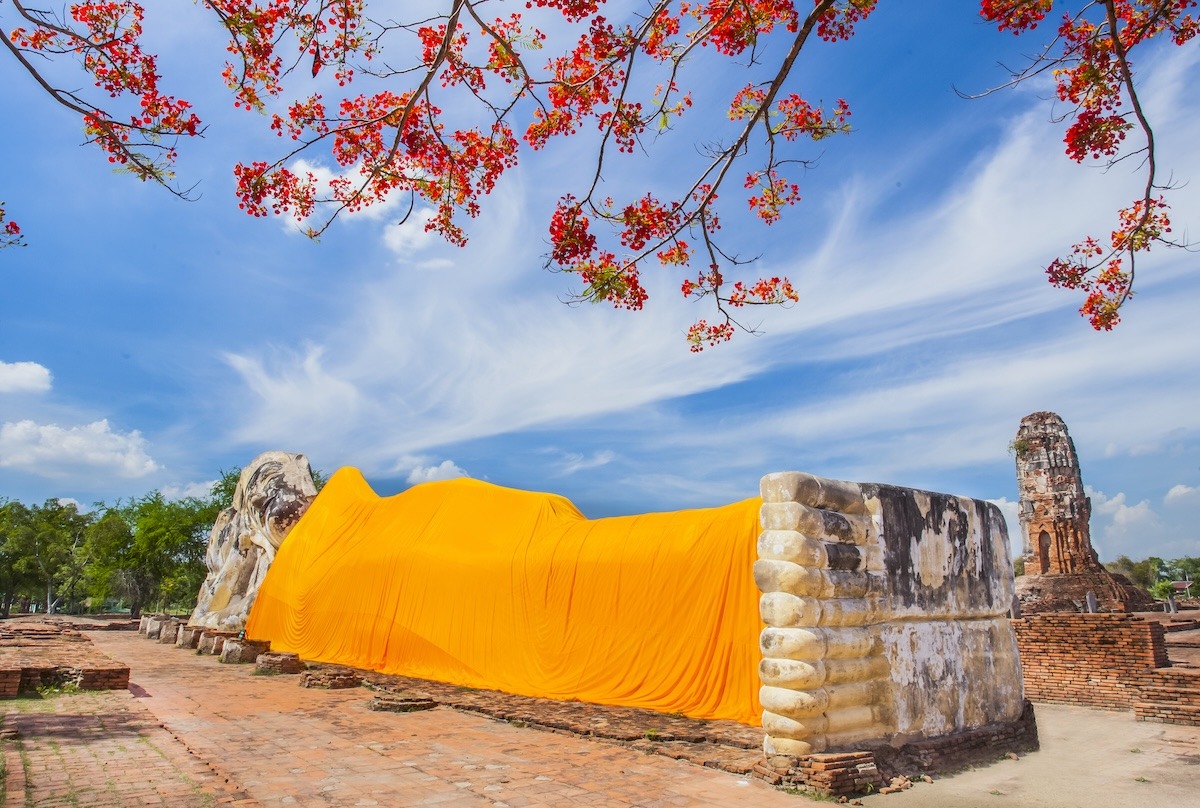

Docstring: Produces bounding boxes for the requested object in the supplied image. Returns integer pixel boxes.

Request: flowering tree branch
[981,0,1196,329]
[3,0,1196,343]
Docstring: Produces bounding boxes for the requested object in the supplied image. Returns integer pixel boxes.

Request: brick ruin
[1012,411,1154,613]
[0,619,132,698]
[1011,612,1200,726]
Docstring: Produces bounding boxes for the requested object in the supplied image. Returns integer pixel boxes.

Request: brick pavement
[2,688,253,807]
[7,627,804,807]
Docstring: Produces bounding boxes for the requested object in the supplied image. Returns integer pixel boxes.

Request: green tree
[0,500,41,616]
[209,467,242,513]
[1162,556,1200,583]
[0,499,92,613]
[85,493,219,617]
[1106,554,1172,591]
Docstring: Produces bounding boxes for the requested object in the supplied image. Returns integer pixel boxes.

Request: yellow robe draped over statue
[246,467,764,725]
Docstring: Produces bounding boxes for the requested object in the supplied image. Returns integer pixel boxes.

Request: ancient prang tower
[1013,412,1153,613]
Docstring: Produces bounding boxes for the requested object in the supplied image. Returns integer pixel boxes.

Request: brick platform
[0,619,130,698]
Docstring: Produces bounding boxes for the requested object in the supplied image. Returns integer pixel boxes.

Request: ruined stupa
[1013,412,1154,613]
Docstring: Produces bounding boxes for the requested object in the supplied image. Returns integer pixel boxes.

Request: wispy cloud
[277,158,406,236]
[555,449,616,476]
[209,45,1200,513]
[161,480,218,500]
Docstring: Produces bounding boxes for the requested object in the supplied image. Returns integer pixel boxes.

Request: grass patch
[35,681,81,699]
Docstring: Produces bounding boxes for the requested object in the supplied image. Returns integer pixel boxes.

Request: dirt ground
[858,703,1200,808]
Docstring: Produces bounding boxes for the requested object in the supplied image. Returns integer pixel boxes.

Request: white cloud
[382,206,439,257]
[0,361,52,394]
[161,480,218,501]
[406,459,469,484]
[986,497,1023,558]
[279,159,406,235]
[0,419,158,478]
[224,344,361,442]
[1164,483,1200,506]
[557,450,616,476]
[1086,486,1162,559]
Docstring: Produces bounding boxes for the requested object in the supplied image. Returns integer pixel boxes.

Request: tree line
[1105,555,1200,601]
[0,467,323,619]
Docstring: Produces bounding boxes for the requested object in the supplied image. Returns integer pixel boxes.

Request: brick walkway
[3,628,801,807]
[1,689,252,807]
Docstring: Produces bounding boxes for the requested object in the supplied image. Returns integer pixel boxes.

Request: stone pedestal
[175,626,204,649]
[197,630,237,656]
[298,668,361,689]
[218,638,271,664]
[157,620,182,644]
[143,615,174,640]
[254,652,305,675]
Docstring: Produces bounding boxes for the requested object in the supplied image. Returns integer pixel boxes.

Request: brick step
[1133,702,1200,724]
[1135,685,1200,702]
[1141,673,1200,687]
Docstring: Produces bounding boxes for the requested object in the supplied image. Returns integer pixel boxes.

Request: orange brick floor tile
[3,629,800,807]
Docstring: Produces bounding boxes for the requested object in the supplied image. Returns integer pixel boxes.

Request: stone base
[218,638,271,664]
[751,701,1039,798]
[298,668,361,689]
[255,652,305,675]
[869,700,1039,779]
[367,694,438,712]
[197,630,237,655]
[1017,571,1155,614]
[143,615,171,640]
[157,620,182,644]
[176,626,203,649]
[754,751,880,797]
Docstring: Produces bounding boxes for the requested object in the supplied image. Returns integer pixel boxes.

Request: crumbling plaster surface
[188,451,318,631]
[757,472,1024,756]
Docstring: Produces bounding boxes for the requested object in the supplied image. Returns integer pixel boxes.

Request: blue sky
[2,1,1198,563]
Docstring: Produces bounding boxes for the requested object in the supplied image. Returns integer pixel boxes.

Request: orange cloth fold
[246,468,764,725]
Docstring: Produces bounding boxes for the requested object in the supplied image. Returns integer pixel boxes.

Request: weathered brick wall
[1134,669,1200,725]
[77,666,131,690]
[0,668,20,699]
[1011,613,1168,710]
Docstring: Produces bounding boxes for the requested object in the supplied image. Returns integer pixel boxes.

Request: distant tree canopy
[1105,554,1200,597]
[0,464,328,617]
